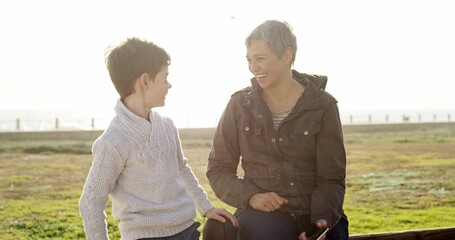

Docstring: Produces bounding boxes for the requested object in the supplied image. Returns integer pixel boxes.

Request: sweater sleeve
[79,140,125,240]
[174,127,214,217]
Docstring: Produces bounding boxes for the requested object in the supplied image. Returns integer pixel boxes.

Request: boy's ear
[137,73,150,89]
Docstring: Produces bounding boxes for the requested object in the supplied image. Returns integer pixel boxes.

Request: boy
[79,37,237,240]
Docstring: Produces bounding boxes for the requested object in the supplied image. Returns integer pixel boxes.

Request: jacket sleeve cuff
[311,213,339,229]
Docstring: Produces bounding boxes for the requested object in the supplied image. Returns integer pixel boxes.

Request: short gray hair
[246,20,297,65]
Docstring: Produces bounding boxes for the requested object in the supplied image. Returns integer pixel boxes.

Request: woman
[205,20,349,240]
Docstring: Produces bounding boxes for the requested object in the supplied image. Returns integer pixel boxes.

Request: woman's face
[246,39,289,89]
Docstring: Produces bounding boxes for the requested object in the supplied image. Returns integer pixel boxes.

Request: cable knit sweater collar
[114,100,154,137]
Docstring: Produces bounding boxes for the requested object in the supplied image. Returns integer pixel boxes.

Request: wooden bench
[349,226,455,240]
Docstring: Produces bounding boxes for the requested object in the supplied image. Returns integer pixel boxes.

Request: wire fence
[0,112,453,132]
[0,117,110,132]
[340,112,453,125]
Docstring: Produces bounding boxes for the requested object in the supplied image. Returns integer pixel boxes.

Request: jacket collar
[243,69,329,112]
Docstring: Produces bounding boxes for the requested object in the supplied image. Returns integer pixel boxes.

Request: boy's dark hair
[105,37,171,100]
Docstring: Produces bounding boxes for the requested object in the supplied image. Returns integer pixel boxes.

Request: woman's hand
[248,192,289,212]
[298,219,328,240]
[205,208,239,227]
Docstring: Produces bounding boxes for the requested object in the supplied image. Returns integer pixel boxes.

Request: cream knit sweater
[79,100,214,240]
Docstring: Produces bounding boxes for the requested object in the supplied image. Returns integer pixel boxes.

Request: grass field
[0,122,454,239]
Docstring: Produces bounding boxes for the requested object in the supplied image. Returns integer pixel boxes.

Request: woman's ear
[283,47,294,65]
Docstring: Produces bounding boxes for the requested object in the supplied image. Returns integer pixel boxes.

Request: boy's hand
[205,208,239,227]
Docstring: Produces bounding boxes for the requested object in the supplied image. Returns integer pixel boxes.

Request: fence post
[91,118,95,129]
[368,114,371,123]
[403,115,410,123]
[16,118,20,130]
[350,115,353,124]
[55,118,59,129]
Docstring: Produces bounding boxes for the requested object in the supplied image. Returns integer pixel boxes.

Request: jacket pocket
[245,174,282,192]
[289,121,321,139]
[239,119,267,153]
[243,165,282,192]
[283,121,321,159]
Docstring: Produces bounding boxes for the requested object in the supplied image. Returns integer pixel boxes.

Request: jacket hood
[292,70,327,90]
[248,69,328,91]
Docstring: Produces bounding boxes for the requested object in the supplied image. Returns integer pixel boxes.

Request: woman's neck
[262,77,304,114]
[264,76,302,99]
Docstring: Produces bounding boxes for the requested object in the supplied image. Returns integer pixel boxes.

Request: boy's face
[147,65,171,108]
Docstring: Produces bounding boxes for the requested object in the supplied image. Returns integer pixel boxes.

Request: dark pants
[139,222,201,240]
[203,209,349,240]
[203,218,238,240]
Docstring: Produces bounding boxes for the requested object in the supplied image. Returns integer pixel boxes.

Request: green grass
[1,122,454,239]
[345,205,455,234]
[0,140,92,154]
[1,197,121,240]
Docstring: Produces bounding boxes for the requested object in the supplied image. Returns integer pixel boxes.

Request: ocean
[0,109,454,132]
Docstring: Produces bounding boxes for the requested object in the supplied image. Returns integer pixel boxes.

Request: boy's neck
[123,95,151,121]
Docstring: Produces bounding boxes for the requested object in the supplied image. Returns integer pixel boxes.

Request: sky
[1,0,454,128]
